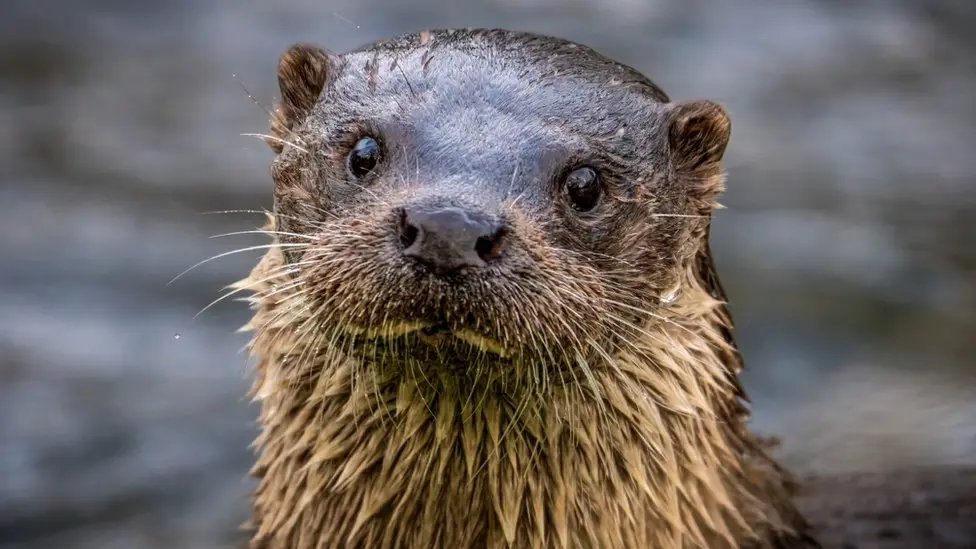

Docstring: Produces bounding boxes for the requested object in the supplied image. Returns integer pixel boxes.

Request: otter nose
[398,205,508,272]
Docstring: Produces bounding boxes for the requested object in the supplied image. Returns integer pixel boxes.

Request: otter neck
[240,240,797,549]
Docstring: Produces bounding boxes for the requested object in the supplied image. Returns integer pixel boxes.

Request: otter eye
[565,166,601,212]
[347,136,381,178]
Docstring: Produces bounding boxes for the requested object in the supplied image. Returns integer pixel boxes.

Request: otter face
[262,32,731,386]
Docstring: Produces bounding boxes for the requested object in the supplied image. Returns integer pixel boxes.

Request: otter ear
[665,100,731,201]
[267,43,332,153]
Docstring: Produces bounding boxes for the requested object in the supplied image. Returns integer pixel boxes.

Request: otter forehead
[307,29,670,202]
[346,28,668,103]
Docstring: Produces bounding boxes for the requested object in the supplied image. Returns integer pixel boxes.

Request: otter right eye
[347,136,381,178]
[565,166,601,212]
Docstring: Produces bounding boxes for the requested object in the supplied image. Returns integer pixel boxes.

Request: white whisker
[241,132,308,153]
[168,243,310,286]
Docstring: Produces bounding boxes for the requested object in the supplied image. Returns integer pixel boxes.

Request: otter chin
[237,28,820,549]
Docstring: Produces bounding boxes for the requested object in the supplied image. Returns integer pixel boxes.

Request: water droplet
[174,333,181,340]
[660,289,679,305]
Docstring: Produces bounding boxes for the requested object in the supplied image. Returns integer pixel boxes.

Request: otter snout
[397,204,509,273]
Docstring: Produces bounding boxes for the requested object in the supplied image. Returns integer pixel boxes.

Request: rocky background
[1,1,974,547]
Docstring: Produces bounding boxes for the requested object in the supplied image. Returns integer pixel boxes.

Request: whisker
[649,213,710,219]
[505,163,520,200]
[168,243,310,286]
[600,296,700,339]
[209,229,321,241]
[344,180,390,207]
[233,73,277,122]
[509,191,526,210]
[241,133,308,154]
[198,208,271,217]
[197,208,341,230]
[194,268,304,320]
[233,72,308,150]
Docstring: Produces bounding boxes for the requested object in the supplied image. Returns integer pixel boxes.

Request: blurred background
[1,1,974,547]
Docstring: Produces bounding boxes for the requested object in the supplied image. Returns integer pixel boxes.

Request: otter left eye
[347,136,381,178]
[565,166,601,212]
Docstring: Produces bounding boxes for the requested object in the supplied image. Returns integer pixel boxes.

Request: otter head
[242,30,816,549]
[258,34,732,396]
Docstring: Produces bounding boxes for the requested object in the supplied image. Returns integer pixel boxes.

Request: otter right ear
[267,43,332,153]
[665,99,731,201]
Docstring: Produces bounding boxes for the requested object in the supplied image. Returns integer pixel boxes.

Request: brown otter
[235,28,821,548]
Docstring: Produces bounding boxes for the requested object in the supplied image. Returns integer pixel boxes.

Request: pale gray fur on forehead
[348,28,668,98]
[330,41,667,140]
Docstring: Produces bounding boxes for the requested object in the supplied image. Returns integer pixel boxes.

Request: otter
[235,28,821,548]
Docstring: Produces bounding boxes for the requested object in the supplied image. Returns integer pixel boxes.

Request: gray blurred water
[1,1,974,547]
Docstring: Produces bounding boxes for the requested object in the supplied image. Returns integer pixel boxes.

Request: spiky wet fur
[237,219,809,549]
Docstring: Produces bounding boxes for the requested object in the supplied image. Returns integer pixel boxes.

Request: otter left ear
[665,99,731,180]
[267,43,333,153]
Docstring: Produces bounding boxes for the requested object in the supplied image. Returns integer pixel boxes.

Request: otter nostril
[398,208,420,249]
[398,205,507,272]
[474,227,508,262]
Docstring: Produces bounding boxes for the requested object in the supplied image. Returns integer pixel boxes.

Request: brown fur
[235,29,817,549]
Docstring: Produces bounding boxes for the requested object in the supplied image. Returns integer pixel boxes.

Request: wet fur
[238,29,818,549]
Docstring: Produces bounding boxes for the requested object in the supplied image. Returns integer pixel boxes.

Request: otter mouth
[420,322,451,336]
[416,322,452,346]
[338,320,512,358]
